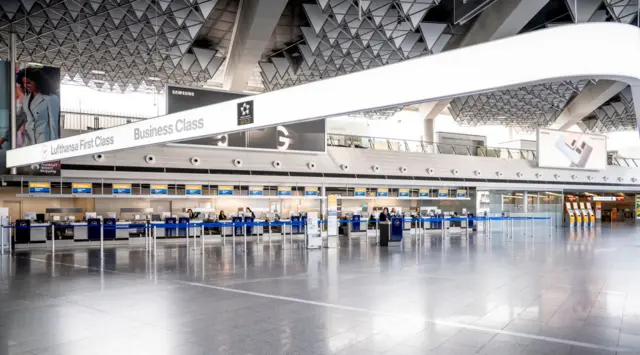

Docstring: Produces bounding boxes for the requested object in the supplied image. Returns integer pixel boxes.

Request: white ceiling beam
[551,80,629,131]
[7,23,640,167]
[222,0,288,91]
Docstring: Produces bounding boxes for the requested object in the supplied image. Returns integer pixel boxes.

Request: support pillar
[9,32,16,175]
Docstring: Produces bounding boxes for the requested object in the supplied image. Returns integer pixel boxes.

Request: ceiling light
[91,70,105,75]
[148,76,161,81]
[26,62,43,67]
[92,80,105,83]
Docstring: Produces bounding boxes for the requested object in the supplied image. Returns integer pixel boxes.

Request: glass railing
[62,110,148,131]
[326,134,537,161]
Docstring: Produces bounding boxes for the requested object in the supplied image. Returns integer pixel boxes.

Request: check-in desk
[73,221,90,241]
[219,220,233,236]
[280,219,292,235]
[15,220,48,243]
[115,221,131,239]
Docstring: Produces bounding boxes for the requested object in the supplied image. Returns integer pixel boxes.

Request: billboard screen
[166,85,326,153]
[0,62,61,175]
[537,128,606,170]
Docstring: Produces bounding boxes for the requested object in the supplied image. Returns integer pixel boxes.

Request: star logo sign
[240,103,250,116]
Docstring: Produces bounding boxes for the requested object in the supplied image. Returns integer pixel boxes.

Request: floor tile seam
[23,255,639,354]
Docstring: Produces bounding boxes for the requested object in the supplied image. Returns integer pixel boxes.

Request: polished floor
[2,225,640,354]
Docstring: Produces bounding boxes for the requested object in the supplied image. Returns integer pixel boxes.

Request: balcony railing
[60,110,640,167]
[326,134,537,160]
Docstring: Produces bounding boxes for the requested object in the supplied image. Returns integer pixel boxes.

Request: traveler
[379,207,390,222]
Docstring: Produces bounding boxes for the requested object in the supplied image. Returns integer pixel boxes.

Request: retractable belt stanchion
[376,219,379,243]
[8,226,12,253]
[201,225,205,254]
[186,223,190,249]
[100,222,104,258]
[243,223,247,252]
[222,223,226,246]
[153,226,157,255]
[466,217,469,239]
[1,226,4,255]
[268,221,272,245]
[441,218,445,240]
[51,224,55,253]
[290,221,294,249]
[510,217,514,238]
[232,222,236,250]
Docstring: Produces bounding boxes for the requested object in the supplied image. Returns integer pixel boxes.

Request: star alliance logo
[237,100,254,126]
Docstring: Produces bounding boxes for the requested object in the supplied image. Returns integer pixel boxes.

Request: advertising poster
[327,195,338,237]
[537,128,606,170]
[166,85,326,153]
[13,63,61,175]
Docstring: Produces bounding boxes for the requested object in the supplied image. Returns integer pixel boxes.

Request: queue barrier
[0,216,552,255]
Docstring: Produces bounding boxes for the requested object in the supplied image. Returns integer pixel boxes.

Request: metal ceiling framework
[0,0,226,93]
[449,80,595,132]
[447,0,640,133]
[257,0,454,91]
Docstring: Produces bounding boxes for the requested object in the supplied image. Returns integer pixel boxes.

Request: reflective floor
[2,225,640,354]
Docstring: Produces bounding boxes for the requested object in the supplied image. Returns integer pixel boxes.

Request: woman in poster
[16,69,60,146]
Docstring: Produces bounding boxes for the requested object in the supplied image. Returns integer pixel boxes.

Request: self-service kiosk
[566,202,576,228]
[586,202,596,226]
[578,203,589,228]
[572,202,582,227]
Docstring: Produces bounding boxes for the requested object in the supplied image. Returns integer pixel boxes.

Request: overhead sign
[305,187,319,196]
[7,24,635,167]
[185,185,202,196]
[399,189,410,197]
[419,189,430,197]
[249,186,263,196]
[218,185,234,195]
[150,184,168,195]
[28,182,50,194]
[72,183,92,194]
[354,187,366,197]
[537,128,606,170]
[592,196,616,201]
[456,189,467,198]
[438,189,449,198]
[278,186,292,196]
[377,188,389,197]
[113,183,131,195]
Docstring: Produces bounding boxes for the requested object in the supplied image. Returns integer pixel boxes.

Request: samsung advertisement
[166,85,326,153]
[537,128,606,170]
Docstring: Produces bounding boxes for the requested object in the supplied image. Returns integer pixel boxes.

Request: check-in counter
[219,220,233,236]
[30,223,48,242]
[72,222,88,241]
[150,221,166,237]
[253,219,264,235]
[116,221,131,239]
[280,219,292,235]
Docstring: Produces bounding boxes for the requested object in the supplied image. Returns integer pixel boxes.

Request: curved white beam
[8,23,640,168]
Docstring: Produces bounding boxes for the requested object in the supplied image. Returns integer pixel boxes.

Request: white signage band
[7,23,640,168]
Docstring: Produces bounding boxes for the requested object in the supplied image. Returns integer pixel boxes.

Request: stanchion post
[268,221,272,245]
[1,226,4,255]
[465,217,469,239]
[51,224,55,253]
[186,223,190,249]
[376,219,379,243]
[153,226,157,255]
[290,221,294,249]
[100,222,104,258]
[8,225,12,253]
[232,222,236,249]
[222,222,226,245]
[441,217,445,240]
[243,222,247,252]
[201,225,205,254]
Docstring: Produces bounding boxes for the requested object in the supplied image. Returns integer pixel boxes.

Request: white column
[9,32,16,175]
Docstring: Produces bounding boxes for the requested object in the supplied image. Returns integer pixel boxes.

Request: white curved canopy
[8,22,640,168]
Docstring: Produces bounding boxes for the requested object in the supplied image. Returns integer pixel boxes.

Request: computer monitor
[151,214,161,221]
[36,213,45,222]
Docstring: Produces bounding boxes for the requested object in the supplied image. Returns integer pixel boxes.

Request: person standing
[379,207,390,222]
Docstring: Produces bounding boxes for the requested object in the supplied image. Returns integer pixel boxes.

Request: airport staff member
[379,207,390,222]
[218,210,227,220]
[186,209,195,218]
[246,207,255,218]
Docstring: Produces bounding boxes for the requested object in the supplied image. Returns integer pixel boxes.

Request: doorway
[4,201,22,221]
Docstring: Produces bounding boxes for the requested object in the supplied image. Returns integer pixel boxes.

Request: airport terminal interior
[3,0,640,354]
